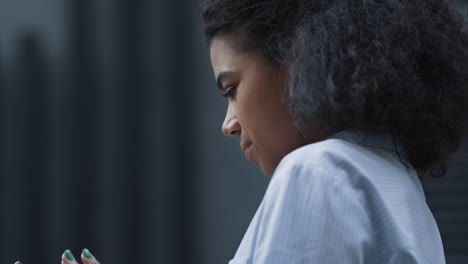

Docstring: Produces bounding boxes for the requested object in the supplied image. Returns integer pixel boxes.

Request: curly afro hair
[201,0,468,181]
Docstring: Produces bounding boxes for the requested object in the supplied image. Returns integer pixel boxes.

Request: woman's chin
[259,162,276,178]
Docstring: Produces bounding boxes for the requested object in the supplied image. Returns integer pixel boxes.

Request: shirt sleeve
[248,161,375,264]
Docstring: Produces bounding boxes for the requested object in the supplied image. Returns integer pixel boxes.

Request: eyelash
[222,86,237,100]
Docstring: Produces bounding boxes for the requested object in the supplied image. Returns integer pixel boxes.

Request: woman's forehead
[210,39,265,73]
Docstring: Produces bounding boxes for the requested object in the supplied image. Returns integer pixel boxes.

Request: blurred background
[0,0,466,263]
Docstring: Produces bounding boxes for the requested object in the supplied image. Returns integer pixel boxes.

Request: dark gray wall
[423,149,468,264]
[0,1,466,264]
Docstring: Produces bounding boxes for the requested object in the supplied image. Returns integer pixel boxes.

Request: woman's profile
[202,0,468,263]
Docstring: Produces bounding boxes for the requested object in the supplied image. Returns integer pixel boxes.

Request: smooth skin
[210,34,323,176]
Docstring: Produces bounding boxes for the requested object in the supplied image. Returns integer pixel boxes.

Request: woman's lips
[241,142,253,161]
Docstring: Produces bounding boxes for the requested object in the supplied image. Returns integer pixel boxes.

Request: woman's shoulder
[272,137,364,186]
[272,129,422,195]
[279,136,359,168]
[253,131,443,264]
[280,129,403,165]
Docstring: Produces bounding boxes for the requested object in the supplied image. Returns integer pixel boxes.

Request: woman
[59,0,468,263]
[202,0,467,263]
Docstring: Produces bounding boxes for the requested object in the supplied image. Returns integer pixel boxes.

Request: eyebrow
[216,71,234,91]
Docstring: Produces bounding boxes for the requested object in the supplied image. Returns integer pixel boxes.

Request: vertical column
[0,33,52,263]
[0,40,5,264]
[144,0,196,262]
[15,33,52,263]
[117,0,146,262]
[162,0,194,263]
[58,0,99,253]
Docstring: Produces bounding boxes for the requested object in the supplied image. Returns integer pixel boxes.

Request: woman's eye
[221,86,237,100]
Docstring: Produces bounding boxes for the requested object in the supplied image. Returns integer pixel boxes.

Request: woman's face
[210,35,315,177]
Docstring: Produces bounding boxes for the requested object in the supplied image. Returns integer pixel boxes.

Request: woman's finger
[81,248,100,264]
[62,249,80,264]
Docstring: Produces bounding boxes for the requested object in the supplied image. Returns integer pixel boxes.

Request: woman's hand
[61,249,100,264]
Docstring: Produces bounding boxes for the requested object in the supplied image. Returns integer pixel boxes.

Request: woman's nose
[222,105,240,137]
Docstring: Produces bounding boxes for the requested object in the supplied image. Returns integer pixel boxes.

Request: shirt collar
[329,128,408,162]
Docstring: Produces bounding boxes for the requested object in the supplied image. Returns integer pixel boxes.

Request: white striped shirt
[229,129,445,264]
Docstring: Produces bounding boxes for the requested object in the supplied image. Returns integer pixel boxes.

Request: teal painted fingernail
[82,248,93,259]
[64,249,74,261]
